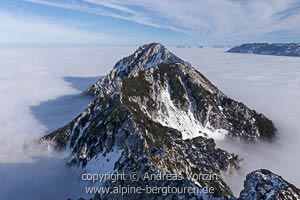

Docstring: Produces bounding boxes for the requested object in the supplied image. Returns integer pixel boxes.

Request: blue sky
[1,0,300,46]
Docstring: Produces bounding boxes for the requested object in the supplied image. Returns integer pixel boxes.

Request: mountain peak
[140,42,166,51]
[84,42,276,140]
[86,42,184,95]
[138,42,170,56]
[113,42,183,72]
[42,43,278,199]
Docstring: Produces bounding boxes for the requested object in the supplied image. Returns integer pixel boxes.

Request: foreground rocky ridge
[70,169,300,200]
[228,43,300,57]
[41,43,286,199]
[240,169,300,200]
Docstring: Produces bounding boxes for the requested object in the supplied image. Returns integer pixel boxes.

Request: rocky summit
[41,43,283,199]
[85,43,276,141]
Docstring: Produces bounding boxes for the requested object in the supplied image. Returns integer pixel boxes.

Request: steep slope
[43,90,239,199]
[121,62,275,140]
[228,43,300,57]
[85,43,275,141]
[41,43,276,199]
[240,169,300,200]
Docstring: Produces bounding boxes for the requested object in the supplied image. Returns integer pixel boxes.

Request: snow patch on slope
[84,148,123,175]
[153,85,227,140]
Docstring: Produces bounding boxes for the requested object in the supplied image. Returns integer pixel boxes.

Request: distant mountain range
[228,43,300,57]
[40,43,299,200]
[175,45,234,48]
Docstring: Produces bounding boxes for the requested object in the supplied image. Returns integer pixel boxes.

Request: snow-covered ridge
[41,43,282,199]
[44,43,276,167]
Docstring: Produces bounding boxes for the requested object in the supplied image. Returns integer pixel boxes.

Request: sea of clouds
[172,47,300,195]
[0,46,299,198]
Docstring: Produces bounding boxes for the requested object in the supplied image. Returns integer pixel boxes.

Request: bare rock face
[84,43,276,141]
[240,169,300,200]
[42,43,277,199]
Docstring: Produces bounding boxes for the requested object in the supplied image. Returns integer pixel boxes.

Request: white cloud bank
[170,47,300,195]
[0,45,300,198]
[0,46,134,199]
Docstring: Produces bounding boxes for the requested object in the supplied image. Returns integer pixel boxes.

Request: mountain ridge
[227,43,300,57]
[41,43,282,199]
[83,43,276,141]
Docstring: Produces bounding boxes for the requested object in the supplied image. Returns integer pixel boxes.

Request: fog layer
[171,47,300,195]
[0,47,133,199]
[0,46,299,198]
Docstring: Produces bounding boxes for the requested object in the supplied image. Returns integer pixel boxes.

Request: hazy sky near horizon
[1,0,300,45]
